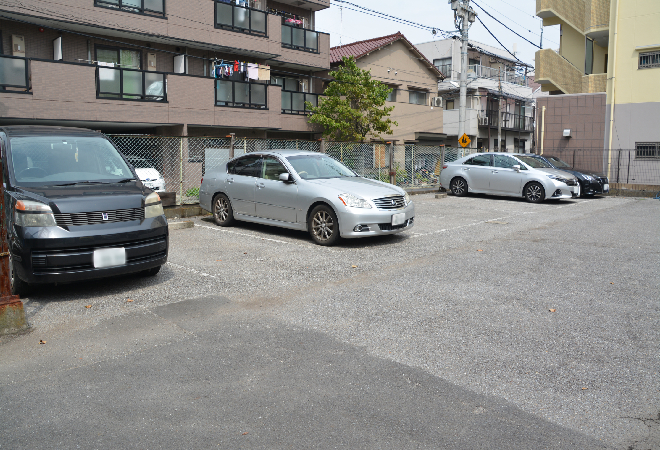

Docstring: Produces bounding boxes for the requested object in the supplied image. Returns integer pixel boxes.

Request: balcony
[582,73,607,93]
[215,1,267,36]
[468,64,528,87]
[281,23,320,53]
[95,0,165,17]
[0,55,30,93]
[484,110,534,132]
[96,66,166,101]
[216,79,267,109]
[536,0,609,36]
[281,91,319,114]
[535,48,584,94]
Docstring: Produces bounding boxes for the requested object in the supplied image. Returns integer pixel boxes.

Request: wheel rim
[527,184,542,201]
[312,211,334,241]
[452,179,465,195]
[214,198,229,222]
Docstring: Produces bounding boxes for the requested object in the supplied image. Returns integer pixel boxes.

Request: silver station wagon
[199,150,415,245]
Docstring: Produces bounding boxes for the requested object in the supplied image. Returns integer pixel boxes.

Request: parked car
[439,152,580,203]
[199,150,415,245]
[1,126,168,296]
[527,154,610,196]
[126,156,166,192]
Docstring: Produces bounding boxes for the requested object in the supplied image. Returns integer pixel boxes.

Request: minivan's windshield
[9,136,134,186]
[517,156,553,169]
[285,155,357,180]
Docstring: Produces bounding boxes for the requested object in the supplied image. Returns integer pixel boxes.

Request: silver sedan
[439,153,580,203]
[199,150,415,245]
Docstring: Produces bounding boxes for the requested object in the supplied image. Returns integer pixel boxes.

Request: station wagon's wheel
[450,177,468,197]
[213,194,234,226]
[524,182,545,203]
[309,205,340,246]
[8,251,30,297]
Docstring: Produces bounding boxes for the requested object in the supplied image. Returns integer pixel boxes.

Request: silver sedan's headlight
[547,175,569,184]
[338,193,372,209]
[145,192,164,218]
[404,192,412,205]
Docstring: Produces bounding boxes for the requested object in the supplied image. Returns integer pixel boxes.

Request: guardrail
[215,79,267,109]
[281,90,319,114]
[96,66,166,101]
[215,1,267,36]
[281,23,319,53]
[0,55,29,92]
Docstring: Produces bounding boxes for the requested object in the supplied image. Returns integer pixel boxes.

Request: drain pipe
[540,105,546,155]
[606,0,620,180]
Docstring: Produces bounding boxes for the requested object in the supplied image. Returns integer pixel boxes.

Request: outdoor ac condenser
[433,97,443,108]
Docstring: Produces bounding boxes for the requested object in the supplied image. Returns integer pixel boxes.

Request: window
[639,51,660,69]
[215,0,267,36]
[95,0,165,17]
[445,99,455,110]
[635,143,660,159]
[408,90,427,106]
[464,155,491,166]
[261,157,288,180]
[386,87,397,102]
[228,155,262,177]
[493,155,518,169]
[585,38,594,75]
[216,80,267,109]
[433,57,451,76]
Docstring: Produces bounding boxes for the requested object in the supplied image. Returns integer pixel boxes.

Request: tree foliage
[306,56,397,142]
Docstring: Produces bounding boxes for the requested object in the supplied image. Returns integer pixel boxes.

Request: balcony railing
[216,79,267,109]
[95,0,165,17]
[281,23,319,53]
[485,110,534,132]
[215,1,267,36]
[96,66,166,101]
[281,90,319,114]
[0,55,29,92]
[467,64,528,87]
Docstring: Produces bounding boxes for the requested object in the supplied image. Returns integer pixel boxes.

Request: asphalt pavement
[1,194,658,449]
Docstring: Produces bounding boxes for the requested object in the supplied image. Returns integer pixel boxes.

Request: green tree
[306,56,397,142]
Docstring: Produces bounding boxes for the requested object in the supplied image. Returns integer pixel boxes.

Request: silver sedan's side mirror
[512,165,521,172]
[279,173,294,183]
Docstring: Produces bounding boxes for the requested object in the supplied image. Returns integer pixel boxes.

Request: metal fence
[107,135,479,205]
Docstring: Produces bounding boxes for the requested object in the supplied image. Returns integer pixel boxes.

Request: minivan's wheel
[9,251,30,297]
[450,177,468,197]
[309,205,340,246]
[213,194,234,226]
[140,266,161,277]
[524,182,545,203]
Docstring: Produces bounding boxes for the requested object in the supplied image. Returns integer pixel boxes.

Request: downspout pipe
[606,0,620,179]
[540,105,546,155]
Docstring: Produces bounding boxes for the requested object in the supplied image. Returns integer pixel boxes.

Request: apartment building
[416,38,535,152]
[0,0,330,139]
[327,32,445,145]
[535,0,660,155]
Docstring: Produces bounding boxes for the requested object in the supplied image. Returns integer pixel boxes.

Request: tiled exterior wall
[537,0,586,32]
[536,93,606,150]
[587,0,610,30]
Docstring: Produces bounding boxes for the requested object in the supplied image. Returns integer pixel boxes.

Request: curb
[168,221,195,231]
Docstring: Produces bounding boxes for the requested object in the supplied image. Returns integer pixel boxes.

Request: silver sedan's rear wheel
[309,205,340,246]
[524,182,545,203]
[213,194,234,226]
[450,177,468,197]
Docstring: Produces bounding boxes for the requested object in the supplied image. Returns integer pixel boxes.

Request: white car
[127,157,165,192]
[440,153,579,203]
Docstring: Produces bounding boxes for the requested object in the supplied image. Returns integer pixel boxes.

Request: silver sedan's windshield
[285,155,356,180]
[517,156,553,169]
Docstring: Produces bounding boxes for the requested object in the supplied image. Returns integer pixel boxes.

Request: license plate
[391,212,406,226]
[93,248,126,268]
[603,184,609,192]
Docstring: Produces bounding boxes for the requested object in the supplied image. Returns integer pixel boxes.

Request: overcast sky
[316,0,561,71]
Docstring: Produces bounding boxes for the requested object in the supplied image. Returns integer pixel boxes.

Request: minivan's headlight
[404,192,412,205]
[15,200,57,227]
[338,193,372,209]
[144,192,164,218]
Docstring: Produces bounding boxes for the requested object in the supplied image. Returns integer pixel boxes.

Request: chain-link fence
[108,135,476,206]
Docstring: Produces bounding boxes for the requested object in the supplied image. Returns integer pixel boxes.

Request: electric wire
[471,1,540,49]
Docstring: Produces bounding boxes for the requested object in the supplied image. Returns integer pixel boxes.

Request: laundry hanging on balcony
[257,64,270,81]
[247,63,259,80]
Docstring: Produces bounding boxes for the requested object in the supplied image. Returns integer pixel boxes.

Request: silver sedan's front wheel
[309,205,339,246]
[524,182,545,203]
[213,194,234,226]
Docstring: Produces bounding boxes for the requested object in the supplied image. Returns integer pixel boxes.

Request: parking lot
[2,194,658,449]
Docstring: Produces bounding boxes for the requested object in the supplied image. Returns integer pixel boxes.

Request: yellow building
[535,0,660,183]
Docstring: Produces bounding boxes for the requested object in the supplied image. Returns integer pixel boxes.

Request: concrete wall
[536,93,606,150]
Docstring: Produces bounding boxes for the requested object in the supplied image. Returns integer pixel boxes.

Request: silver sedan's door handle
[492,170,499,174]
[257,183,265,189]
[462,168,470,171]
[227,177,234,184]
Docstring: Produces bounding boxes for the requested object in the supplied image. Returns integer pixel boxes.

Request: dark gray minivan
[1,126,168,296]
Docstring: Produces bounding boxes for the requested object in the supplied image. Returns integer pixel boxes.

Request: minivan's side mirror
[512,165,521,172]
[279,173,294,183]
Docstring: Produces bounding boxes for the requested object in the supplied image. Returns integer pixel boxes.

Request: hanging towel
[247,63,259,80]
[234,60,239,72]
[258,64,271,81]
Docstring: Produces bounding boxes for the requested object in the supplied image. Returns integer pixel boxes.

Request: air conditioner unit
[433,97,443,108]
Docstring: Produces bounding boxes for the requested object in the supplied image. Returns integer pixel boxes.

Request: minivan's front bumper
[338,202,415,238]
[12,216,169,285]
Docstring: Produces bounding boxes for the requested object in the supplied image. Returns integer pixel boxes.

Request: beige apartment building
[0,0,330,138]
[327,32,445,145]
[535,0,660,157]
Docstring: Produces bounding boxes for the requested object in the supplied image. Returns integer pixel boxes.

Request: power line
[475,16,524,64]
[471,1,540,49]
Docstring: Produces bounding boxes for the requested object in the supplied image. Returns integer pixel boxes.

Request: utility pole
[451,0,476,144]
[497,66,502,152]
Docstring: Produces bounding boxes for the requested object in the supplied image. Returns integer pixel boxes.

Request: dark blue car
[527,154,609,197]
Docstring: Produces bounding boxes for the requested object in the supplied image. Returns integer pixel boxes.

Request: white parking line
[412,199,595,238]
[194,224,290,244]
[166,262,219,279]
